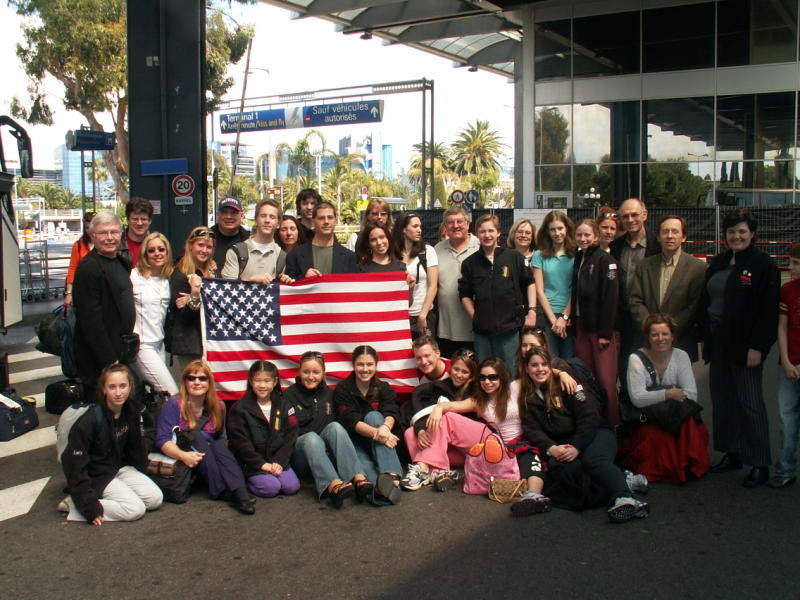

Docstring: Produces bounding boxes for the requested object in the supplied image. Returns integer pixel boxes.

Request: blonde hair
[136,232,174,279]
[176,227,216,277]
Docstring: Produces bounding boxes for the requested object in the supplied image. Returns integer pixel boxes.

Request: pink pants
[408,413,487,471]
[575,326,620,426]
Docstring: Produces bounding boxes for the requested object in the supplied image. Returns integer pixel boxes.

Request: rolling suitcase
[45,379,84,415]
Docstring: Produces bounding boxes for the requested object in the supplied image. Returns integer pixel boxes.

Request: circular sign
[450,190,465,204]
[465,189,480,205]
[171,174,195,197]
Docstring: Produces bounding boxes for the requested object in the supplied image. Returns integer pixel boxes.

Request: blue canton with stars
[202,278,283,345]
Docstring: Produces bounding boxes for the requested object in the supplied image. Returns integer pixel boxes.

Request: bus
[0,116,33,330]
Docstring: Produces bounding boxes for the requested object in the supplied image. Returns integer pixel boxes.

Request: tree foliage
[9,0,254,204]
[451,119,505,176]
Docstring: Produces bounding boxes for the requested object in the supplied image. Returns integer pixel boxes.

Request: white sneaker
[57,496,72,513]
[400,464,431,491]
[608,496,650,523]
[625,470,649,494]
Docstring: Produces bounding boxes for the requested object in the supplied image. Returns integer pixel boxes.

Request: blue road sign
[140,158,189,176]
[302,100,383,127]
[66,129,116,151]
[219,109,286,133]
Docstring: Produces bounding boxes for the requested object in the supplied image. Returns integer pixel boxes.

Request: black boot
[230,487,255,514]
[710,453,743,473]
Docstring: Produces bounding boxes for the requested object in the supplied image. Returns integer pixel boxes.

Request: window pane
[573,11,639,77]
[535,165,571,192]
[717,92,796,161]
[644,97,715,161]
[535,106,571,164]
[573,101,640,164]
[643,3,715,72]
[643,162,711,206]
[535,20,571,81]
[718,0,798,67]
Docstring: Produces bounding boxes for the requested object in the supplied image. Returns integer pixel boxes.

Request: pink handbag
[463,424,521,495]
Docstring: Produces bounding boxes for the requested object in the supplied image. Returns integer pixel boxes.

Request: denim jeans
[474,328,520,369]
[292,422,366,498]
[351,411,403,483]
[776,368,800,477]
[544,317,575,360]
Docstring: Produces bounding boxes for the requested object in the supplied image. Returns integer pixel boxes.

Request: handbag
[488,476,526,503]
[0,388,38,441]
[463,424,521,495]
[147,452,177,478]
[150,460,195,504]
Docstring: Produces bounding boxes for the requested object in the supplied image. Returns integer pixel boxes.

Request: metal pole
[91,150,97,211]
[421,85,427,210]
[231,38,254,192]
[80,150,86,215]
[429,79,435,210]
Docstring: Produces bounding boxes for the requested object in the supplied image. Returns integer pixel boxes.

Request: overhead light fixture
[361,31,373,40]
[468,65,479,72]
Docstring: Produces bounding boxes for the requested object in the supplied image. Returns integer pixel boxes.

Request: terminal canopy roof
[259,0,542,78]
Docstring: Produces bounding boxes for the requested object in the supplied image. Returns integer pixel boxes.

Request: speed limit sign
[171,174,195,197]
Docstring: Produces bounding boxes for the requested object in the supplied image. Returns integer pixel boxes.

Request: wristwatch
[561,314,570,322]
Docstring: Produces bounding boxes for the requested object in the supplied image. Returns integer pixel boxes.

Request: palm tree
[275,129,328,197]
[323,153,363,214]
[451,120,506,177]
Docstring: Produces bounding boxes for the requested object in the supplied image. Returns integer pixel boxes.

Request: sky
[0,2,516,172]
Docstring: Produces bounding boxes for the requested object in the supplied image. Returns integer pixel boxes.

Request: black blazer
[73,250,135,382]
[610,227,661,313]
[285,241,357,279]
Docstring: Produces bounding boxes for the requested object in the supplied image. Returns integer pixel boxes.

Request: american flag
[201,271,419,402]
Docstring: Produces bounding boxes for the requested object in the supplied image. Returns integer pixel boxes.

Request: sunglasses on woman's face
[479,374,500,382]
[189,229,215,241]
[185,375,209,382]
[146,246,167,254]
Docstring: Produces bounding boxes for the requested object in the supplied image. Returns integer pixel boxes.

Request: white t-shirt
[406,245,438,317]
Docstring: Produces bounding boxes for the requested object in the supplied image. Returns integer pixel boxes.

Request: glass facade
[529,1,800,207]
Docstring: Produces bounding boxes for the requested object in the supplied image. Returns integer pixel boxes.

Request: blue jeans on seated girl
[351,411,403,483]
[247,468,301,498]
[292,421,365,498]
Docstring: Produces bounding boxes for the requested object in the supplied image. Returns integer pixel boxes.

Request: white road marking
[10,365,63,384]
[30,392,45,408]
[0,477,51,521]
[0,426,56,459]
[8,350,54,363]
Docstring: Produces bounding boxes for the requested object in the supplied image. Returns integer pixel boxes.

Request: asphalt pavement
[0,299,797,600]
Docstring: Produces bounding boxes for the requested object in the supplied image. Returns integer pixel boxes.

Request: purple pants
[247,468,301,498]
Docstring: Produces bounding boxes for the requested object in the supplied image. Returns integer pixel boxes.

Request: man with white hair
[72,212,136,399]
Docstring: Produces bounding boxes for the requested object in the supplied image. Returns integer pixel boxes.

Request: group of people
[60,189,797,527]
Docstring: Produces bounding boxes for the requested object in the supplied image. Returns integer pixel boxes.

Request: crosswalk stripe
[8,350,54,364]
[0,426,56,459]
[0,477,51,521]
[10,365,63,384]
[30,392,45,408]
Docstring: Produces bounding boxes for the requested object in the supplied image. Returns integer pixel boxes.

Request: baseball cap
[218,196,242,212]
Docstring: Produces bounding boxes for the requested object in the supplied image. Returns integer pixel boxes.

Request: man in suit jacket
[610,198,662,393]
[629,215,707,362]
[285,201,356,279]
[73,212,136,400]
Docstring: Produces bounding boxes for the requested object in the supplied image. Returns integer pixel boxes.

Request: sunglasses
[189,229,216,241]
[479,373,501,382]
[146,246,167,254]
[600,212,617,219]
[454,348,477,361]
[185,375,209,382]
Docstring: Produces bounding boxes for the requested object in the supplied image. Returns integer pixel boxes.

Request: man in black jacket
[285,201,356,279]
[610,198,661,391]
[72,212,136,400]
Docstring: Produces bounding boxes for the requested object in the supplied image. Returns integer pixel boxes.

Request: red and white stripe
[203,271,419,402]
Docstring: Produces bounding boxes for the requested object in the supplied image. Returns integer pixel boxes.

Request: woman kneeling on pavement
[334,345,403,504]
[227,360,301,499]
[402,358,550,517]
[519,347,650,523]
[619,314,709,482]
[400,349,480,491]
[155,360,255,514]
[284,351,374,508]
[61,364,163,524]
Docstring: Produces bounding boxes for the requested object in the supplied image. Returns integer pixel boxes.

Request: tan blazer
[629,250,707,360]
